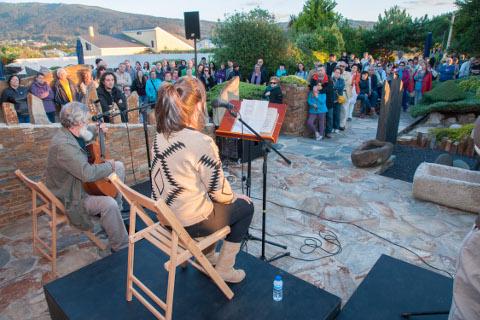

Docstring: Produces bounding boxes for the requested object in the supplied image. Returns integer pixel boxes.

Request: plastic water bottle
[273,275,283,302]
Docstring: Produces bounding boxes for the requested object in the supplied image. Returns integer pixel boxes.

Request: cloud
[243,1,261,6]
[401,0,454,6]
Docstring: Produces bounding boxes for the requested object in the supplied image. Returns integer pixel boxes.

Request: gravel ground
[381,145,479,182]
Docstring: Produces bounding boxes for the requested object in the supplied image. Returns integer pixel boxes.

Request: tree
[338,20,368,56]
[290,0,341,33]
[453,0,480,55]
[365,6,427,56]
[212,8,289,78]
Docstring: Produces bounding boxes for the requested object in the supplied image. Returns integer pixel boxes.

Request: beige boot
[215,241,245,283]
[195,237,219,266]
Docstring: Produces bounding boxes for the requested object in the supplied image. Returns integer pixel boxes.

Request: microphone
[211,99,235,110]
[92,110,113,122]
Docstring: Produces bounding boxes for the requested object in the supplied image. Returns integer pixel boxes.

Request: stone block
[351,139,394,168]
[27,94,50,124]
[2,103,19,125]
[425,112,443,126]
[443,117,458,127]
[413,162,480,214]
[458,113,476,125]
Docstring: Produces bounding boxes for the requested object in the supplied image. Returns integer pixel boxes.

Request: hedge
[429,123,475,142]
[279,75,308,86]
[422,80,467,104]
[206,81,265,113]
[410,98,480,117]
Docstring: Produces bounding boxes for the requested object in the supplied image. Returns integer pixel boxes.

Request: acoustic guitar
[83,102,118,198]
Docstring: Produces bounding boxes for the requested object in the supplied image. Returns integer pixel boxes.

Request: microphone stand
[225,106,291,263]
[96,103,155,185]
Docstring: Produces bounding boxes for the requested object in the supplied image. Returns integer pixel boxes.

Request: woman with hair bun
[151,77,254,283]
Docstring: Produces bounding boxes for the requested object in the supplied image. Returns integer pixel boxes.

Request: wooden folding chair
[15,169,106,275]
[108,173,234,320]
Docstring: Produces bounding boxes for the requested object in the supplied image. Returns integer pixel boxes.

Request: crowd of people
[259,51,479,141]
[1,51,478,126]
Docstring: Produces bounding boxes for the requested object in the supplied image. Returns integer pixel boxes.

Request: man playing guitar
[45,102,128,252]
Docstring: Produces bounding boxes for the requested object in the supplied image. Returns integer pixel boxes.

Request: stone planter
[280,83,309,136]
[413,162,480,214]
[351,139,394,168]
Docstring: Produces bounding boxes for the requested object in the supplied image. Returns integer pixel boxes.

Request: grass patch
[458,76,480,92]
[410,97,480,117]
[430,123,475,142]
[206,81,265,113]
[422,80,467,103]
[279,75,308,86]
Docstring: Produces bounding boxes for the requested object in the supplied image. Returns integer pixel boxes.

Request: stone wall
[0,123,156,227]
[397,131,475,157]
[280,83,309,136]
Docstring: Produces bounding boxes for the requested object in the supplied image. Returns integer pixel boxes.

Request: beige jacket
[45,127,113,230]
[151,128,234,226]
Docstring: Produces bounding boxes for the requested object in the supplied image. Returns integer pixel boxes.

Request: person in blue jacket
[146,70,162,103]
[307,81,328,140]
[439,57,456,82]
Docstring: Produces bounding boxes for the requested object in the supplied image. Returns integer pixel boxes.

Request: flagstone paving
[0,113,476,319]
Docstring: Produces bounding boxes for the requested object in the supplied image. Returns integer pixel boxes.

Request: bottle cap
[274,275,282,281]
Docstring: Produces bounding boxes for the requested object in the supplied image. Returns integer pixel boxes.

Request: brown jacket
[45,127,113,230]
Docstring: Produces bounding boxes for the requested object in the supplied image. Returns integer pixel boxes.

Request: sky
[3,0,457,22]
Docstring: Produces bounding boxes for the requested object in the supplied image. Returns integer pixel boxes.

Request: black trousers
[185,199,254,243]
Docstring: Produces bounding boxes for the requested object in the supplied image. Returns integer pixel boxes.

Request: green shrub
[279,75,308,86]
[430,124,475,142]
[410,98,480,117]
[206,81,265,113]
[458,76,480,92]
[422,80,467,103]
[476,86,480,99]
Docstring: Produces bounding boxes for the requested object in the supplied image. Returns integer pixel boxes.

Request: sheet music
[260,108,278,134]
[231,99,270,135]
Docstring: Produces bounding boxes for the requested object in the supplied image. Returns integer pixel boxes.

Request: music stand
[216,100,291,262]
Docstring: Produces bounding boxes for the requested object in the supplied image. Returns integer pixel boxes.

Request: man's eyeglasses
[269,82,278,85]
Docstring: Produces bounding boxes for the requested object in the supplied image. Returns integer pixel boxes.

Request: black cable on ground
[249,225,342,262]
[248,195,454,279]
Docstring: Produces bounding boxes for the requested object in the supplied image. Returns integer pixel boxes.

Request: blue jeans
[357,94,371,114]
[333,103,341,129]
[402,88,408,110]
[326,108,333,133]
[17,114,30,123]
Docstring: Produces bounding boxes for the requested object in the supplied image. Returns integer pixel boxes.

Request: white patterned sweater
[151,128,234,226]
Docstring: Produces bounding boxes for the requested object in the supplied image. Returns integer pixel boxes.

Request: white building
[78,26,194,57]
[122,26,194,52]
[78,27,149,57]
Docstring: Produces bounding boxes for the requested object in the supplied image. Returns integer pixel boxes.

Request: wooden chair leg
[165,233,178,320]
[32,191,38,254]
[126,238,135,302]
[51,205,58,276]
[84,231,107,251]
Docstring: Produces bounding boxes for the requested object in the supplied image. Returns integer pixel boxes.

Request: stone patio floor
[0,113,476,319]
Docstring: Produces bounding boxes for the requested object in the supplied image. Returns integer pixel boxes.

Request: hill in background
[0,2,217,44]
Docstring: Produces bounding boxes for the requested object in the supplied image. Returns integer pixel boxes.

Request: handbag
[337,93,346,104]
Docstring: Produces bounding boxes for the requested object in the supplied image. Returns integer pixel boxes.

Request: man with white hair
[115,63,132,91]
[53,68,78,107]
[45,102,128,252]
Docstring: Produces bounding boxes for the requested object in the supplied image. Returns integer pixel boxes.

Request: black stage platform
[337,254,453,320]
[44,240,341,320]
